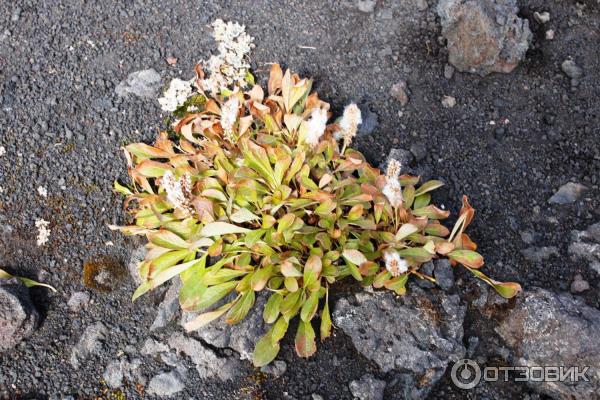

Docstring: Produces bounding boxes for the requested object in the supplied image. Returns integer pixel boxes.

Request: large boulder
[496,288,600,399]
[437,0,531,76]
[0,278,39,351]
[333,287,466,399]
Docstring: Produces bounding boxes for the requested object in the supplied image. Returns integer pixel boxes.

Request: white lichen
[158,78,193,112]
[200,19,255,94]
[162,171,193,214]
[220,96,239,142]
[37,186,48,198]
[305,108,328,148]
[382,159,403,208]
[338,103,362,146]
[35,218,51,247]
[383,249,409,277]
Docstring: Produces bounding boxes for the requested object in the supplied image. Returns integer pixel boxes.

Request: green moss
[83,255,126,292]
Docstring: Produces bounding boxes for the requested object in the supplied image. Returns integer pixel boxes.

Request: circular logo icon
[451,359,481,389]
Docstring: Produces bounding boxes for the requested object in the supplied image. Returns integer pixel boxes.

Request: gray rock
[151,278,181,331]
[168,333,240,380]
[0,278,39,351]
[260,360,287,377]
[127,245,147,285]
[443,64,455,79]
[147,370,186,397]
[333,288,466,399]
[570,274,590,293]
[379,148,414,172]
[437,0,531,76]
[569,223,600,275]
[69,322,107,368]
[496,288,600,399]
[141,338,170,355]
[416,0,429,11]
[114,69,162,99]
[561,59,583,79]
[548,182,588,204]
[521,246,559,263]
[409,142,427,162]
[533,11,550,24]
[390,81,409,106]
[357,106,378,137]
[180,292,268,360]
[433,259,454,290]
[349,374,386,400]
[67,291,90,312]
[416,261,435,289]
[357,0,377,13]
[103,359,126,389]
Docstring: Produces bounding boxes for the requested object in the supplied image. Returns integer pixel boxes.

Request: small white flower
[37,186,48,198]
[0,146,5,157]
[382,179,403,208]
[220,96,239,141]
[383,249,409,277]
[386,159,401,180]
[338,103,362,146]
[305,108,328,148]
[35,218,51,247]
[158,78,193,112]
[162,171,193,213]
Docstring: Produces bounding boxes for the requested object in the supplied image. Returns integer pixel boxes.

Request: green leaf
[183,302,234,331]
[200,222,250,237]
[384,274,409,295]
[148,230,189,250]
[0,268,57,292]
[133,256,204,301]
[263,293,283,323]
[303,255,322,288]
[320,300,332,341]
[251,265,273,291]
[413,194,431,209]
[126,143,172,159]
[415,180,445,196]
[467,268,522,299]
[398,247,433,263]
[253,333,281,367]
[395,223,419,241]
[226,290,255,324]
[412,205,450,220]
[300,291,320,322]
[202,268,248,286]
[230,208,259,223]
[113,180,133,196]
[448,250,484,268]
[281,290,302,320]
[189,280,238,311]
[295,320,317,358]
[341,249,367,266]
[271,316,289,342]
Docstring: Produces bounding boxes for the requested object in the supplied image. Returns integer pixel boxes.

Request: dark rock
[496,288,600,399]
[349,373,386,400]
[0,278,39,351]
[409,142,427,162]
[569,223,600,275]
[433,259,454,290]
[151,278,181,331]
[379,148,414,172]
[437,0,531,76]
[260,360,287,377]
[333,288,465,399]
[521,246,559,263]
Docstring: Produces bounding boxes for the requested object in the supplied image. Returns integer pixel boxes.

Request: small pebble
[561,59,583,79]
[545,29,555,40]
[570,274,590,294]
[390,81,409,106]
[441,95,456,108]
[444,64,455,79]
[533,11,550,24]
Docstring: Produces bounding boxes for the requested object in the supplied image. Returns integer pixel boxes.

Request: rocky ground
[1,0,599,399]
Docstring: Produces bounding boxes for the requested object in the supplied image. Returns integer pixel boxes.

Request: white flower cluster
[201,19,255,94]
[305,108,328,148]
[382,159,403,208]
[162,171,194,214]
[220,96,240,142]
[35,218,50,247]
[383,249,409,277]
[338,103,362,146]
[158,78,194,112]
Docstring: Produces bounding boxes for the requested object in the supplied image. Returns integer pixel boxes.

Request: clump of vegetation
[112,20,520,367]
[83,255,126,292]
